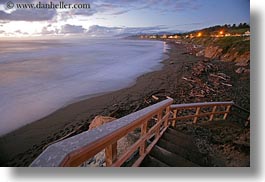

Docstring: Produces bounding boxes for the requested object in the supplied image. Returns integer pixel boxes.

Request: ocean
[0,38,167,136]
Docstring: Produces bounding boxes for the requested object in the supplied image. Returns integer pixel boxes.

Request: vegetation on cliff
[180,23,250,63]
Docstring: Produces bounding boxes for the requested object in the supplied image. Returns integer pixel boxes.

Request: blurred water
[0,38,166,135]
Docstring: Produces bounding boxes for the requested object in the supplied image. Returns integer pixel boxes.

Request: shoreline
[0,40,249,166]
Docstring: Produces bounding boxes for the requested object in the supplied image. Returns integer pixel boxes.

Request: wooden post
[172,109,178,127]
[209,106,217,121]
[140,120,148,156]
[164,106,170,127]
[193,107,201,124]
[105,142,117,167]
[223,105,231,120]
[156,112,162,138]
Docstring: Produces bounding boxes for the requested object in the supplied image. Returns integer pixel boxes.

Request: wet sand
[0,40,249,167]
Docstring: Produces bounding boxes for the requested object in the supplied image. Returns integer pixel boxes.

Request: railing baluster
[164,106,171,127]
[156,111,162,138]
[193,107,201,124]
[223,105,231,120]
[172,109,178,127]
[140,120,148,156]
[105,142,117,167]
[210,106,217,121]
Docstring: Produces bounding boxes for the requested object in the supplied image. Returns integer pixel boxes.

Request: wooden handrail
[30,98,173,167]
[170,101,234,109]
[232,104,250,114]
[170,101,234,124]
[170,101,249,126]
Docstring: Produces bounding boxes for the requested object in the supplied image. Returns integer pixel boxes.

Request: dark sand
[0,41,250,166]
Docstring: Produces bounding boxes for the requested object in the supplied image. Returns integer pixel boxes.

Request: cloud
[86,25,121,36]
[41,26,56,35]
[0,9,56,21]
[111,10,130,15]
[0,0,201,22]
[61,24,85,34]
[86,24,169,37]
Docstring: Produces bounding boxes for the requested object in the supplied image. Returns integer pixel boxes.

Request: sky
[0,0,250,38]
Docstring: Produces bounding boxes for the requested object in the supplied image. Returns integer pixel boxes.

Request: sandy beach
[0,40,250,166]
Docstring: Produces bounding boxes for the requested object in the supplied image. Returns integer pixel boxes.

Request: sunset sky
[0,0,250,38]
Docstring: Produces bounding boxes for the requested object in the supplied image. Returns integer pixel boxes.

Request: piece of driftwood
[221,82,232,87]
[182,77,196,83]
[144,98,151,104]
[152,95,159,101]
[210,73,227,81]
[217,72,231,79]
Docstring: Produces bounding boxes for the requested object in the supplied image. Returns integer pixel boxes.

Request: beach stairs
[30,98,249,167]
[140,127,205,167]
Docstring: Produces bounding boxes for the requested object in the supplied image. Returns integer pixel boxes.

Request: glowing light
[219,31,224,35]
[197,32,202,37]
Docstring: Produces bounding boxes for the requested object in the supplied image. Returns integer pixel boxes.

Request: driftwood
[210,74,227,81]
[152,95,159,101]
[221,82,233,87]
[182,77,196,83]
[205,85,215,92]
[144,98,151,104]
[218,72,231,79]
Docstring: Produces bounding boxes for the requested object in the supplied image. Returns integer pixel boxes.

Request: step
[140,155,170,167]
[162,132,198,153]
[157,138,207,166]
[167,128,194,141]
[149,145,199,167]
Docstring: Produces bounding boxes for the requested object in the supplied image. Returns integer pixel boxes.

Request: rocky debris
[233,129,250,148]
[89,116,116,130]
[192,61,217,76]
[204,46,223,59]
[175,122,250,167]
[235,52,250,65]
[196,49,205,57]
[183,42,203,55]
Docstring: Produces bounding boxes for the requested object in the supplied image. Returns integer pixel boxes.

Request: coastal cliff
[188,36,250,66]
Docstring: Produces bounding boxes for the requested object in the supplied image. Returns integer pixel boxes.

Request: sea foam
[0,38,165,136]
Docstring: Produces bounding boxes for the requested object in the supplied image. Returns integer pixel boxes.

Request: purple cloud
[61,24,85,34]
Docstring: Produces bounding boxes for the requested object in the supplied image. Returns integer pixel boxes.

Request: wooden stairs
[140,127,205,167]
[30,98,249,167]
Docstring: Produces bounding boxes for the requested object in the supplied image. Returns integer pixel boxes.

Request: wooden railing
[169,101,250,127]
[30,99,249,167]
[30,98,173,167]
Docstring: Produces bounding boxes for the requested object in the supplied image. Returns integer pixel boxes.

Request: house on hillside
[243,30,250,36]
